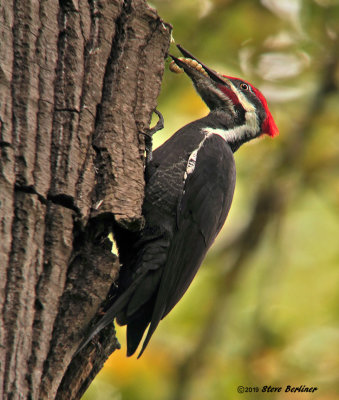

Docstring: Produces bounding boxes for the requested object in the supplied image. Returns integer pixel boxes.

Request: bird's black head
[169,45,278,146]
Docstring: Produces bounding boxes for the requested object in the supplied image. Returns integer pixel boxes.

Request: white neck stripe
[184,106,259,183]
[202,126,249,142]
[202,109,259,143]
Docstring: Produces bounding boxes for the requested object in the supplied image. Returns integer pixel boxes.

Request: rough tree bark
[0,0,171,399]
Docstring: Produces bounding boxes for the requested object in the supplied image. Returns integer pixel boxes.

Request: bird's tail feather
[126,313,150,357]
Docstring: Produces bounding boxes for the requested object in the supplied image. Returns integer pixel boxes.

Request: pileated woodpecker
[78,45,278,358]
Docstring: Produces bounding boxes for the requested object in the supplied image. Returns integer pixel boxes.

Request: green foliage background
[84,0,339,399]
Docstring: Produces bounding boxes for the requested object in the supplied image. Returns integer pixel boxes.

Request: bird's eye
[240,82,250,91]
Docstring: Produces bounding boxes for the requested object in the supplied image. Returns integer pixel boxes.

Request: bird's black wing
[138,134,236,356]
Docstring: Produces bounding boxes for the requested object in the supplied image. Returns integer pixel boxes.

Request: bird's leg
[140,109,164,163]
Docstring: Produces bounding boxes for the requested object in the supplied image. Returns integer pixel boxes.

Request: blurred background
[83,0,339,399]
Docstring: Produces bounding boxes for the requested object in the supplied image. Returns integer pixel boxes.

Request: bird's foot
[141,109,164,163]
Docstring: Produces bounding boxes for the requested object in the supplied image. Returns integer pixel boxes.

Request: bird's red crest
[222,75,279,138]
[251,85,279,137]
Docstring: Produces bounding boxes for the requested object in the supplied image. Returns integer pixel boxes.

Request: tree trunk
[0,1,171,399]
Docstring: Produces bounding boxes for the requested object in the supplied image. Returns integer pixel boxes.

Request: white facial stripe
[228,80,255,113]
[245,109,259,133]
[214,78,258,141]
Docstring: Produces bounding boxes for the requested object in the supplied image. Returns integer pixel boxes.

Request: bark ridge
[0,0,171,398]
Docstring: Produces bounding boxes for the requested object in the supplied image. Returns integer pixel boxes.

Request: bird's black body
[77,45,278,357]
[118,117,236,356]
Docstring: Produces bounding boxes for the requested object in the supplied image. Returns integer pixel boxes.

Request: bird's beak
[169,45,234,113]
[170,45,229,86]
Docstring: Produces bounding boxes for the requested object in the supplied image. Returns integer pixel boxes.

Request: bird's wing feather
[138,135,236,356]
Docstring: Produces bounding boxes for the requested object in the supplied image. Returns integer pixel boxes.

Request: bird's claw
[141,109,164,163]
